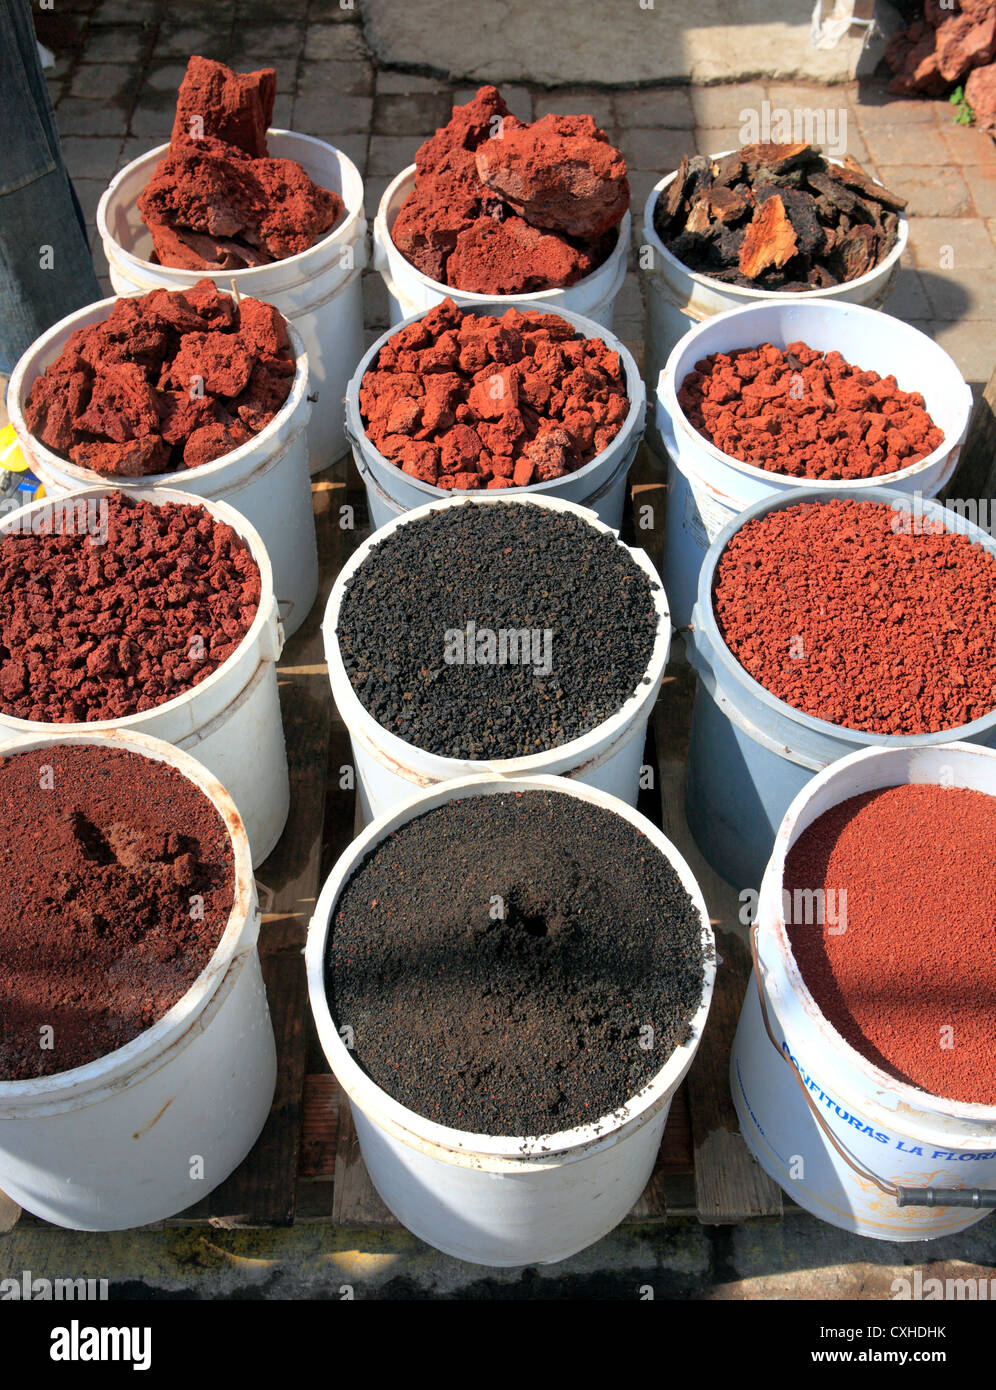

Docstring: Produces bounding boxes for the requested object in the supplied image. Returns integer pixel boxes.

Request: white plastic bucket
[733,741,996,1240]
[641,153,909,453]
[684,486,996,890]
[306,772,715,1266]
[8,297,318,638]
[657,298,973,626]
[0,727,276,1231]
[374,164,630,331]
[96,131,367,472]
[0,486,289,867]
[346,301,646,534]
[323,493,671,822]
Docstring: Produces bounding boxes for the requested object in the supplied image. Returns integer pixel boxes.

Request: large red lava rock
[391,86,629,294]
[138,56,343,270]
[887,2,996,98]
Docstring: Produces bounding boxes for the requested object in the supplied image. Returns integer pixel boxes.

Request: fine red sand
[677,340,944,480]
[785,783,996,1105]
[0,744,234,1081]
[712,497,996,734]
[359,297,628,489]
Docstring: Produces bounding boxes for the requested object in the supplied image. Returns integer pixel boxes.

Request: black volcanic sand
[335,503,660,760]
[325,790,705,1136]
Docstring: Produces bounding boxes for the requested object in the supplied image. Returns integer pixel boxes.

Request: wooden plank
[653,683,783,1224]
[944,363,996,504]
[0,1188,21,1234]
[169,466,349,1228]
[331,1094,398,1228]
[299,1073,341,1178]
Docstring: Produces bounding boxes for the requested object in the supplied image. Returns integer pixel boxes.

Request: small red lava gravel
[360,297,629,489]
[0,493,260,723]
[785,783,996,1105]
[0,744,234,1080]
[24,279,295,476]
[327,789,705,1135]
[677,340,944,480]
[712,497,996,734]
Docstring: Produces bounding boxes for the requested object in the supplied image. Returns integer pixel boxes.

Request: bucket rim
[344,297,646,509]
[692,484,996,749]
[8,295,310,490]
[757,739,996,1127]
[375,162,631,309]
[305,772,716,1165]
[322,491,672,782]
[656,297,972,491]
[0,726,257,1104]
[0,484,278,737]
[95,130,366,283]
[641,153,909,304]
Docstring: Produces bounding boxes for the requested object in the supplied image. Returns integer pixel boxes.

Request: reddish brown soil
[0,744,235,1081]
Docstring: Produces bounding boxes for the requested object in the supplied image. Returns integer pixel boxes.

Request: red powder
[785,783,996,1105]
[24,281,294,476]
[360,297,628,489]
[0,494,260,723]
[0,744,234,1080]
[678,340,944,480]
[713,497,996,734]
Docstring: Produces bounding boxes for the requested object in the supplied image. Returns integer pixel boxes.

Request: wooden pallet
[8,442,782,1233]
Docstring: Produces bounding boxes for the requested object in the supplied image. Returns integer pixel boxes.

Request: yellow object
[0,424,29,473]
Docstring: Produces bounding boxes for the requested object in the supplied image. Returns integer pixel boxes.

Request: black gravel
[335,503,661,759]
[326,790,706,1136]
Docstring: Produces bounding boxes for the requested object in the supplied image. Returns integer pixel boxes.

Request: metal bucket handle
[748,924,996,1211]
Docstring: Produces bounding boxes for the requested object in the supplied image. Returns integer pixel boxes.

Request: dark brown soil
[326,790,705,1136]
[0,744,235,1081]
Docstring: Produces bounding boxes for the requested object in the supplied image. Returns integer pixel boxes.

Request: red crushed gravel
[785,783,996,1105]
[712,497,996,735]
[0,744,234,1081]
[359,297,628,489]
[0,493,260,723]
[677,340,944,480]
[24,280,295,476]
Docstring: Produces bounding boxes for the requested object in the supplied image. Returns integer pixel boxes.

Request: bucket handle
[748,925,996,1211]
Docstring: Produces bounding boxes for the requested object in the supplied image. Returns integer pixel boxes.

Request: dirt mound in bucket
[785,783,996,1105]
[359,297,629,489]
[391,86,629,294]
[0,743,234,1081]
[138,56,344,271]
[326,789,705,1135]
[24,280,295,475]
[0,493,260,723]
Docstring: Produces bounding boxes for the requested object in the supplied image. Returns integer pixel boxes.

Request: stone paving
[35,0,996,403]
